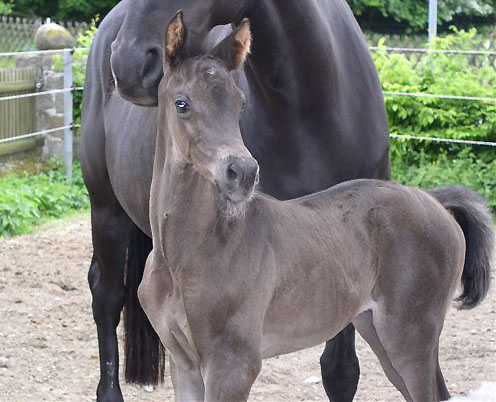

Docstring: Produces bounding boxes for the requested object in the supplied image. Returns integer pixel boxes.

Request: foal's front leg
[202,340,262,402]
[169,354,205,401]
[139,253,206,401]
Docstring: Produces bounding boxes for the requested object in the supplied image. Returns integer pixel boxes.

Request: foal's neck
[161,143,220,223]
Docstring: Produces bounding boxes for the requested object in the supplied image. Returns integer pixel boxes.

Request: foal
[139,12,494,402]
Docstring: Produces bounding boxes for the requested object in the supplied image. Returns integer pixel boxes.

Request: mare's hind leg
[353,309,450,401]
[88,204,133,402]
[320,324,360,402]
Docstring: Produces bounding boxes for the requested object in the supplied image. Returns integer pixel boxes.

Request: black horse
[81,0,390,401]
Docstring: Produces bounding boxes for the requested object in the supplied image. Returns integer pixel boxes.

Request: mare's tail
[124,226,166,384]
[429,187,494,309]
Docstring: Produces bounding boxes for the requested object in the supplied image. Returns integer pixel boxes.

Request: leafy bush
[348,0,495,32]
[53,18,97,135]
[9,0,117,22]
[373,28,496,209]
[0,1,12,15]
[374,28,495,144]
[0,160,89,236]
[71,19,97,134]
[5,0,494,33]
[392,147,496,210]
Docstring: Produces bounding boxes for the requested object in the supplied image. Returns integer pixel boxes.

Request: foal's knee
[203,347,262,402]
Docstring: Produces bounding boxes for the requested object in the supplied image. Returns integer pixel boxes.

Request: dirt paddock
[0,213,494,401]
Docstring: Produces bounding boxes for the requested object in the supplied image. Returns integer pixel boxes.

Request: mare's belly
[104,94,157,234]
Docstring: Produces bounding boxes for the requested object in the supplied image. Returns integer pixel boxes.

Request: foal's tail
[124,227,166,385]
[429,187,494,309]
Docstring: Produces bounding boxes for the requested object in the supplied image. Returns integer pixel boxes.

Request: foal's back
[287,179,464,268]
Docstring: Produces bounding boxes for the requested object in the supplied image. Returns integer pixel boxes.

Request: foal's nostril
[218,157,259,201]
[226,164,239,182]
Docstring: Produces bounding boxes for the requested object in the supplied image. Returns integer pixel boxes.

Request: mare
[81,0,390,400]
[139,14,494,401]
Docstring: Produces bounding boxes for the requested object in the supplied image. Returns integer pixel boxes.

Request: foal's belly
[261,323,346,358]
[260,265,372,358]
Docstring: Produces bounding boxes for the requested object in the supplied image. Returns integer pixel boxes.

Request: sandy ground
[0,213,494,402]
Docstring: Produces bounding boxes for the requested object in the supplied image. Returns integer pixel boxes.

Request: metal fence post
[63,48,73,182]
[428,0,438,44]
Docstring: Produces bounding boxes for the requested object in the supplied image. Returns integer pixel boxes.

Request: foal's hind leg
[320,324,360,402]
[353,308,449,401]
[88,204,133,402]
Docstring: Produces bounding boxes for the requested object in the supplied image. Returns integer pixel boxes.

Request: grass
[0,159,89,237]
[26,208,90,235]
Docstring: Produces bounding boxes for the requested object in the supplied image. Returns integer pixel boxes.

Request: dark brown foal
[138,13,493,402]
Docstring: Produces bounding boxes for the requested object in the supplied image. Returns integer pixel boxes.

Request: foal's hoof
[96,384,124,402]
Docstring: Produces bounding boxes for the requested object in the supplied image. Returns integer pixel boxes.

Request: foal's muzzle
[216,156,259,203]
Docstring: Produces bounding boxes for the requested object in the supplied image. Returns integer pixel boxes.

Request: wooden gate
[0,67,37,158]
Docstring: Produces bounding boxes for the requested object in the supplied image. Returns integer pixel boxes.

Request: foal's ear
[164,10,186,66]
[211,19,251,71]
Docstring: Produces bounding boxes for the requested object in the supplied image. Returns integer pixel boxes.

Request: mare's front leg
[320,324,360,402]
[88,203,133,402]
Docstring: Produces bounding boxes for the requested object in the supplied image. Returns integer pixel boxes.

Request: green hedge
[0,160,89,236]
[372,28,496,209]
[392,147,496,210]
[348,0,495,32]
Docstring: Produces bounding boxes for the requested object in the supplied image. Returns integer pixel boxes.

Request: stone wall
[14,53,70,161]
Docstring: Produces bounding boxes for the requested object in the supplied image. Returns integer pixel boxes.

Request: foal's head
[159,11,259,214]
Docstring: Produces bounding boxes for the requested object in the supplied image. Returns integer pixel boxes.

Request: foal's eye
[175,100,190,114]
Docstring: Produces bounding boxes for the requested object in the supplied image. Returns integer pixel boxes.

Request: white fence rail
[369,46,496,56]
[390,134,496,147]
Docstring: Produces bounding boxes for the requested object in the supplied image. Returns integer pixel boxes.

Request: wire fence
[383,91,496,102]
[0,48,78,179]
[0,45,495,160]
[390,134,496,147]
[0,47,81,57]
[0,86,83,102]
[0,124,80,144]
[369,46,496,56]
